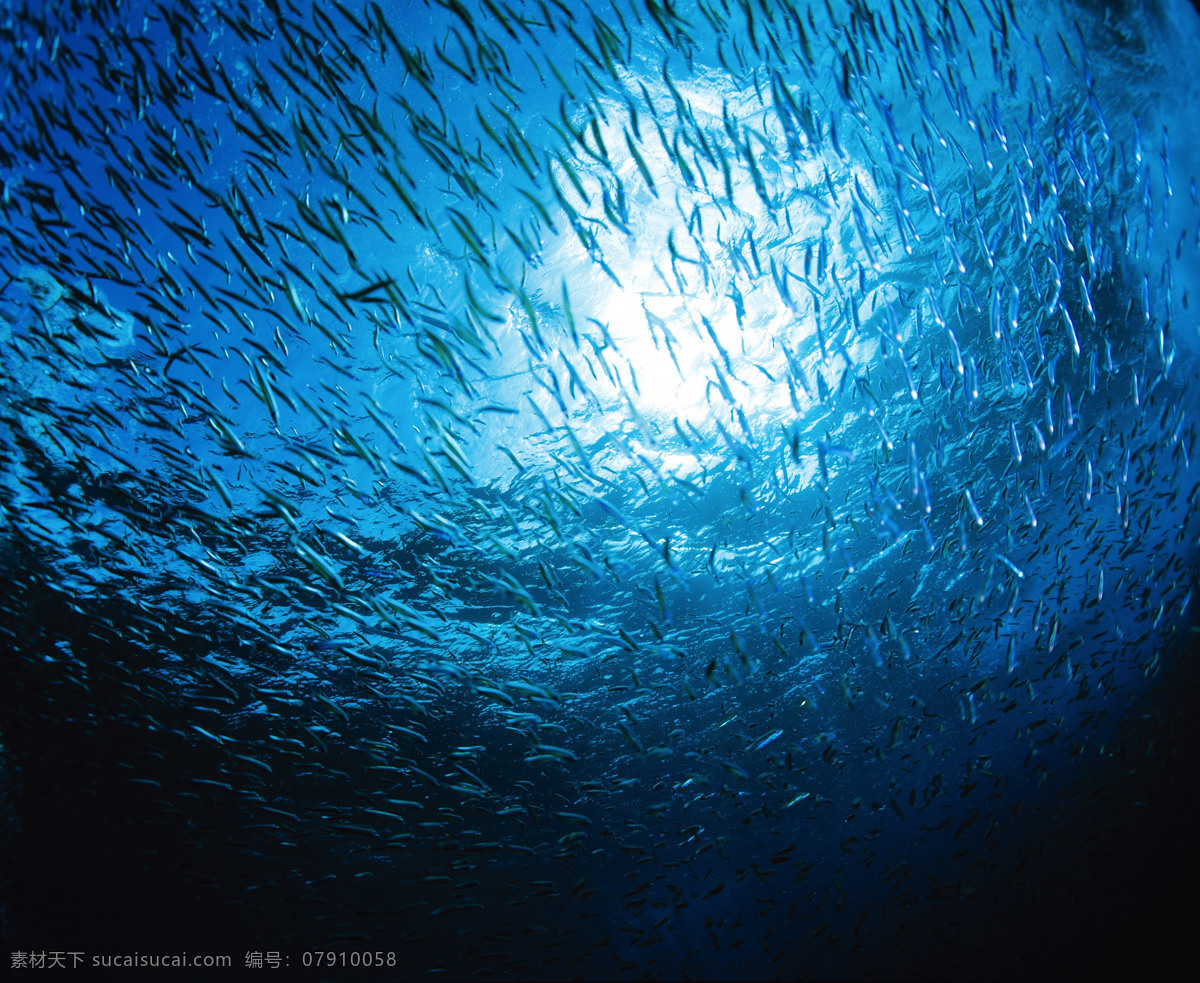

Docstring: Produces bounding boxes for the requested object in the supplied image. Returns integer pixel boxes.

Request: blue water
[2,0,1199,978]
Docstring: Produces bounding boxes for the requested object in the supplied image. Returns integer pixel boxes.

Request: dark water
[3,0,1200,979]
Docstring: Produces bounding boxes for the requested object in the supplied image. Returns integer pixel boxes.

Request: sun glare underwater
[3,0,1200,979]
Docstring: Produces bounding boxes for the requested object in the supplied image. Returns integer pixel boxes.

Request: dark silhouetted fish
[2,0,1199,979]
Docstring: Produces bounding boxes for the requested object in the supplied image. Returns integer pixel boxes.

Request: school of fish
[2,0,1198,978]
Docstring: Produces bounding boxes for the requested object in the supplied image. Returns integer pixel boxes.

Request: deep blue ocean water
[2,0,1199,978]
